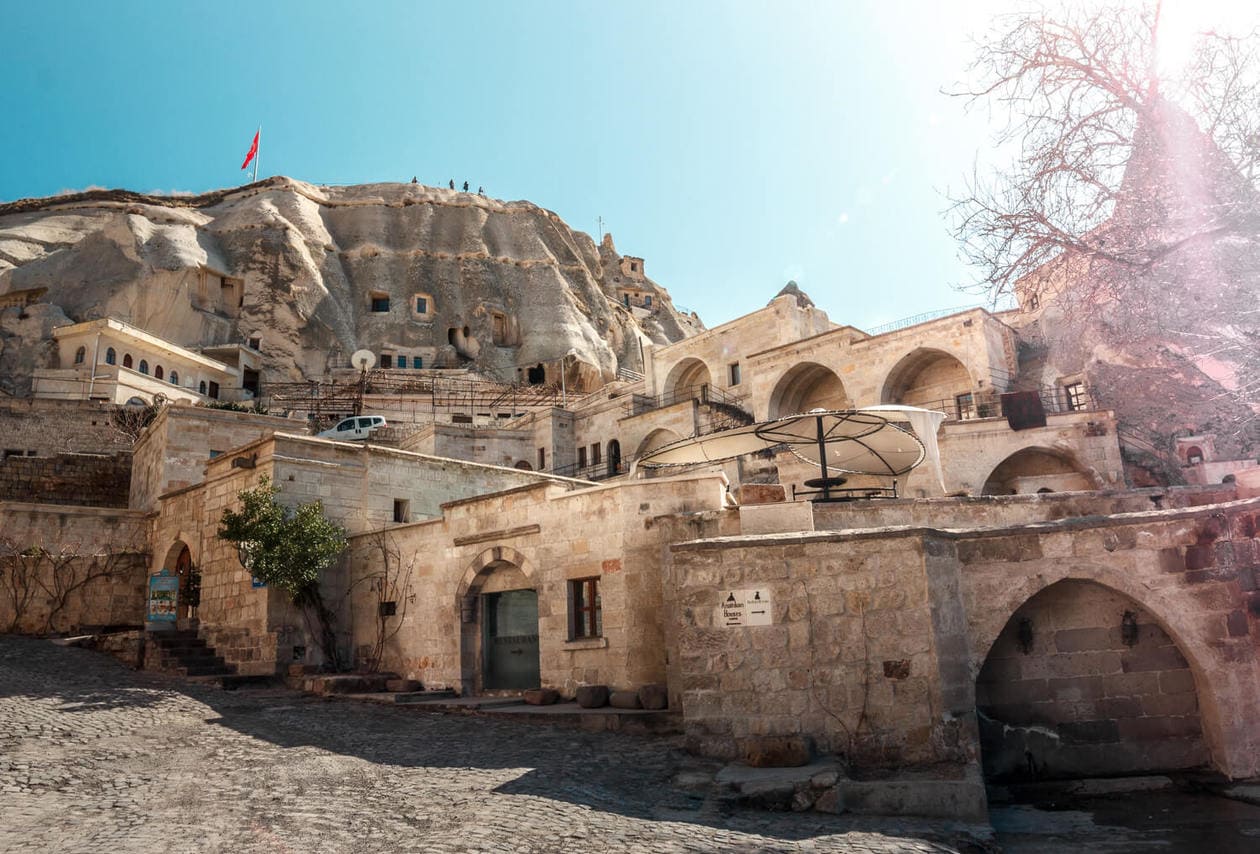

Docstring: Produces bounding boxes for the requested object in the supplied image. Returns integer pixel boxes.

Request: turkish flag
[240,130,259,170]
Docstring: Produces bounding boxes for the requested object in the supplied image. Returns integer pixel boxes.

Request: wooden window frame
[569,577,601,640]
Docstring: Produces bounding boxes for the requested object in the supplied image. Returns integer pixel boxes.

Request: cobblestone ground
[0,638,986,854]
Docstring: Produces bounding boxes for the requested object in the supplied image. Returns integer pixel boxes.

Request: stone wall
[0,452,132,507]
[345,473,733,695]
[976,580,1209,780]
[0,503,150,634]
[129,405,300,511]
[0,398,132,456]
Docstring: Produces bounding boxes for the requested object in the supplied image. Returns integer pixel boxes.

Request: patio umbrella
[859,404,947,492]
[755,410,925,482]
[633,422,783,468]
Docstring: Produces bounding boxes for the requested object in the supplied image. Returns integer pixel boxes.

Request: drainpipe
[86,331,102,399]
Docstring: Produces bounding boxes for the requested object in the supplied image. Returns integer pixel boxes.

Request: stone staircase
[146,628,237,681]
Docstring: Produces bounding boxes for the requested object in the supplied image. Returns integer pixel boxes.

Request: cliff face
[0,177,702,394]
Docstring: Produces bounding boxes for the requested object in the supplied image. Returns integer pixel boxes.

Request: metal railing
[547,459,629,482]
[913,384,1099,423]
[863,305,983,336]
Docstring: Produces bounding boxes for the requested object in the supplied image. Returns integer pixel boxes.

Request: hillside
[0,177,702,394]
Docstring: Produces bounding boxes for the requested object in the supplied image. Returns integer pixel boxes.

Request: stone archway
[880,348,974,412]
[663,358,711,402]
[981,447,1100,495]
[975,579,1210,781]
[160,539,199,623]
[456,547,539,695]
[767,362,850,419]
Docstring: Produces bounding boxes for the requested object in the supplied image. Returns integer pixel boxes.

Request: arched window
[138,360,149,375]
[169,370,179,386]
[199,381,207,395]
[73,346,86,366]
[105,347,117,366]
[154,365,164,380]
[123,353,133,369]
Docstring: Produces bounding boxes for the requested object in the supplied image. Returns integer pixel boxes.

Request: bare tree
[348,531,416,673]
[0,537,41,633]
[951,1,1260,310]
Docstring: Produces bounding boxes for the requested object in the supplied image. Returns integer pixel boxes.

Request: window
[199,381,207,395]
[123,354,133,369]
[105,347,116,366]
[248,336,261,350]
[538,447,546,470]
[644,295,652,307]
[154,365,164,380]
[569,578,602,639]
[1064,382,1087,411]
[729,362,741,386]
[169,370,179,385]
[370,293,390,312]
[955,392,975,420]
[1186,446,1204,465]
[590,443,601,466]
[73,346,86,366]
[357,417,374,429]
[380,354,392,369]
[209,449,223,459]
[413,356,423,369]
[393,499,410,523]
[578,446,587,468]
[138,360,149,375]
[208,381,220,399]
[623,294,630,307]
[415,296,428,314]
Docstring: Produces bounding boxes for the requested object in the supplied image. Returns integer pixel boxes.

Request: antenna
[597,216,605,240]
[350,349,376,372]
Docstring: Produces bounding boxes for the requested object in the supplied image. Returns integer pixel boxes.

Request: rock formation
[0,178,702,395]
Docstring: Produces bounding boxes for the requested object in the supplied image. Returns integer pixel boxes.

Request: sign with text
[717,588,773,627]
[147,570,179,622]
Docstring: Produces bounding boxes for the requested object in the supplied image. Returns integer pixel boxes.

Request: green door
[483,589,540,690]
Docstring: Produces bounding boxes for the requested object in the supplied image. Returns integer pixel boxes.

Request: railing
[863,305,983,336]
[912,384,1099,423]
[547,459,629,482]
[615,367,645,383]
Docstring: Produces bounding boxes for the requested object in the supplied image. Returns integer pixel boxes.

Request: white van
[317,415,387,441]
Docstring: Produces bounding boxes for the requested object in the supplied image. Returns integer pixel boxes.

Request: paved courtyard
[0,637,982,854]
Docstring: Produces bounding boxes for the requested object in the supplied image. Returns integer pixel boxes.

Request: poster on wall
[717,588,773,627]
[147,569,179,622]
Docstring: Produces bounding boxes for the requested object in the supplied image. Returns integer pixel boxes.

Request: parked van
[317,415,387,441]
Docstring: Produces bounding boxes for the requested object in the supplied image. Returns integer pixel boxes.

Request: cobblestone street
[0,638,981,854]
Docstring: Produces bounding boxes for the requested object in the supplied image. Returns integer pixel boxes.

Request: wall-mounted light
[1017,617,1035,655]
[1121,610,1139,647]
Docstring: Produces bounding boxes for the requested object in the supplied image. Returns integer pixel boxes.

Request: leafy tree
[217,477,348,668]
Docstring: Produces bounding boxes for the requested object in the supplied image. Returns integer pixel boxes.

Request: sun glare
[1156,0,1259,75]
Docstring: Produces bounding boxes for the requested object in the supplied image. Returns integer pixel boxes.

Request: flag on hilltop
[240,129,260,171]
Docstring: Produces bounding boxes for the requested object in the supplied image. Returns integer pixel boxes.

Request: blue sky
[1,1,1251,328]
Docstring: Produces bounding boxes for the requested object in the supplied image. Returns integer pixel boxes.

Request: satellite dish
[350,349,376,371]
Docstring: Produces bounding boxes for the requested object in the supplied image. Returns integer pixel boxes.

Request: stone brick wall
[0,398,132,456]
[976,579,1208,780]
[0,551,148,635]
[0,452,131,507]
[345,472,733,695]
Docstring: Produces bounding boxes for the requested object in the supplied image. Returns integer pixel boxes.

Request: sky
[2,1,1255,330]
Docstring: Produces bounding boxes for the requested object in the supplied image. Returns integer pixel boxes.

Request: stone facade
[0,451,131,507]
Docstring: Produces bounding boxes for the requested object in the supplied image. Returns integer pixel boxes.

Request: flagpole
[253,125,261,183]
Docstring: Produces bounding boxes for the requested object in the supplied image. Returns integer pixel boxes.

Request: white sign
[717,588,773,627]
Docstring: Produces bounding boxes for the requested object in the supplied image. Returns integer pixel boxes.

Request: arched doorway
[663,358,711,402]
[161,540,199,623]
[457,547,540,695]
[981,447,1099,495]
[976,579,1209,781]
[767,362,850,418]
[607,439,622,478]
[880,348,974,414]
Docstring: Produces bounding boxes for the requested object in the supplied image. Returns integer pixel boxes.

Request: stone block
[1058,719,1121,744]
[576,684,609,708]
[523,688,560,705]
[740,735,814,768]
[386,678,423,693]
[1226,610,1250,637]
[1120,645,1189,673]
[813,786,844,814]
[637,683,668,710]
[609,690,642,709]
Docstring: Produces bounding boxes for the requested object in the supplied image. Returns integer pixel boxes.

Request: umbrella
[633,422,783,468]
[755,410,925,492]
[859,404,947,492]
